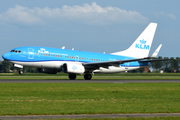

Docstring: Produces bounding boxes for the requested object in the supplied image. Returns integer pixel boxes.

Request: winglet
[62,46,65,49]
[150,44,162,58]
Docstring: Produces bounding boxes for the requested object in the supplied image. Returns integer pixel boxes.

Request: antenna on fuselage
[62,46,65,49]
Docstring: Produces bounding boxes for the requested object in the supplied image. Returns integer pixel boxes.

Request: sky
[0,0,179,60]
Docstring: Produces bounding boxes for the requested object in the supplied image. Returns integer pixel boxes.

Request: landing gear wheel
[19,70,23,75]
[84,74,92,80]
[68,74,76,80]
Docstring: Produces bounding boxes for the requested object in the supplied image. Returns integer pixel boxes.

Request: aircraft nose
[2,53,11,60]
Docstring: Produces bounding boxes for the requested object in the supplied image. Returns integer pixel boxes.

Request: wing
[83,57,148,69]
[139,59,169,63]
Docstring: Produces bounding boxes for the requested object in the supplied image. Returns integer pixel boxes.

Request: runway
[0,79,180,83]
[1,113,180,119]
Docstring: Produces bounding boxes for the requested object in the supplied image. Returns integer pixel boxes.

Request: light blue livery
[2,23,162,80]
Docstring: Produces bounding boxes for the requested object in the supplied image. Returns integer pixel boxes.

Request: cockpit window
[10,50,21,53]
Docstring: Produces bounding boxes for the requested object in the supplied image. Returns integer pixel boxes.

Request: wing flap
[139,59,169,63]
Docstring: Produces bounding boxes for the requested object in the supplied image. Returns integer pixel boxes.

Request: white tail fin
[111,23,157,58]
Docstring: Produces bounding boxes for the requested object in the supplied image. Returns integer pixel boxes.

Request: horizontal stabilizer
[150,44,162,58]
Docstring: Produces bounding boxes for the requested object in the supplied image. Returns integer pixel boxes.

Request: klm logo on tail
[135,39,149,50]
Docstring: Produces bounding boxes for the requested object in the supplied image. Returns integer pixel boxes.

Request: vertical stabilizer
[111,23,157,58]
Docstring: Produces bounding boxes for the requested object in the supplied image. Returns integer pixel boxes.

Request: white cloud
[155,12,176,20]
[0,2,148,25]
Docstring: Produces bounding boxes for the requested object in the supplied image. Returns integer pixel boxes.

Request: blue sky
[0,0,179,60]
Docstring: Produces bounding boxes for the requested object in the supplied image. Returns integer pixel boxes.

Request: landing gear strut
[19,69,23,75]
[84,74,92,80]
[68,74,76,80]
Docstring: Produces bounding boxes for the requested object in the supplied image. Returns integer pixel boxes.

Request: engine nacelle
[62,63,85,74]
[37,68,58,74]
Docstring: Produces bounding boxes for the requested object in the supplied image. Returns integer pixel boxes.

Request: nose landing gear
[19,69,23,74]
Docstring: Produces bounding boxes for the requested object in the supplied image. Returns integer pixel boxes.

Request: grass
[1,73,180,76]
[0,76,180,79]
[34,117,180,120]
[0,83,180,115]
[1,73,180,79]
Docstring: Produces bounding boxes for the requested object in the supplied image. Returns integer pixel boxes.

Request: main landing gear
[68,73,92,80]
[84,73,92,80]
[68,74,76,80]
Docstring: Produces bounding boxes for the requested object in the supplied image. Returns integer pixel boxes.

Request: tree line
[0,56,180,73]
[0,60,37,73]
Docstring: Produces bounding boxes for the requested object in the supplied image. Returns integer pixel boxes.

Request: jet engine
[62,63,85,74]
[37,68,58,74]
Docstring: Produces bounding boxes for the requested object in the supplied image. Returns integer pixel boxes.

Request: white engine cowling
[62,63,85,74]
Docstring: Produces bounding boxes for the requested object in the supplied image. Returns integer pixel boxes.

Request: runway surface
[1,113,180,119]
[0,79,180,83]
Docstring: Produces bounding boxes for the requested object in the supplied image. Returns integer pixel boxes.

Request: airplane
[2,22,163,80]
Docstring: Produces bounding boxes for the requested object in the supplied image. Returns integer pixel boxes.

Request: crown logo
[72,66,77,70]
[139,39,147,44]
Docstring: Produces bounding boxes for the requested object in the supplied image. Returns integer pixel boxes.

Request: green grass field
[0,83,180,116]
[36,117,180,120]
[1,73,180,76]
[1,73,180,79]
[0,76,180,80]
